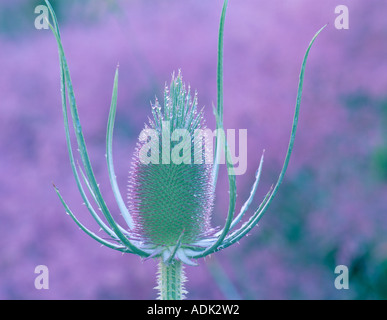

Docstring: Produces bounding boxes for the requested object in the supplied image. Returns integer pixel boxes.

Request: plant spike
[54,185,129,252]
[189,0,237,260]
[212,0,228,189]
[77,164,131,237]
[45,0,148,257]
[215,24,328,251]
[106,67,135,230]
[229,151,265,231]
[46,4,120,242]
[45,0,326,300]
[191,112,237,259]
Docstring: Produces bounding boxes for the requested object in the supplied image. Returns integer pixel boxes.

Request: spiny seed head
[128,71,215,247]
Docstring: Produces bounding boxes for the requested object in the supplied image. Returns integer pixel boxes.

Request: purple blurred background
[1,0,386,299]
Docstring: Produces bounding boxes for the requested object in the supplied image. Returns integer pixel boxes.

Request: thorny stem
[156,259,187,300]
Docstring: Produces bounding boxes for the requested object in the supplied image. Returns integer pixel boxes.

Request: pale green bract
[45,0,325,300]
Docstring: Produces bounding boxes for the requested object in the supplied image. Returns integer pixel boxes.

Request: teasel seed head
[128,71,215,248]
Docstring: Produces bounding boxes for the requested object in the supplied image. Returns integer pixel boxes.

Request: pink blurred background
[0,0,386,299]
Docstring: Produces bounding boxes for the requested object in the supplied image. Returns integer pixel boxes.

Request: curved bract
[46,0,325,299]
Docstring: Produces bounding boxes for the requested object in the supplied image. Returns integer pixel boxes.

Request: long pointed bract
[212,0,228,189]
[54,186,129,252]
[106,68,135,230]
[49,10,119,242]
[45,0,148,257]
[215,25,327,251]
[229,151,265,230]
[192,111,237,259]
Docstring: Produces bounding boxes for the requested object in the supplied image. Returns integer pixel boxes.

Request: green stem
[156,259,187,300]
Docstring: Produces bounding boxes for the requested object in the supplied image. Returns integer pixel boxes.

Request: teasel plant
[46,0,325,300]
